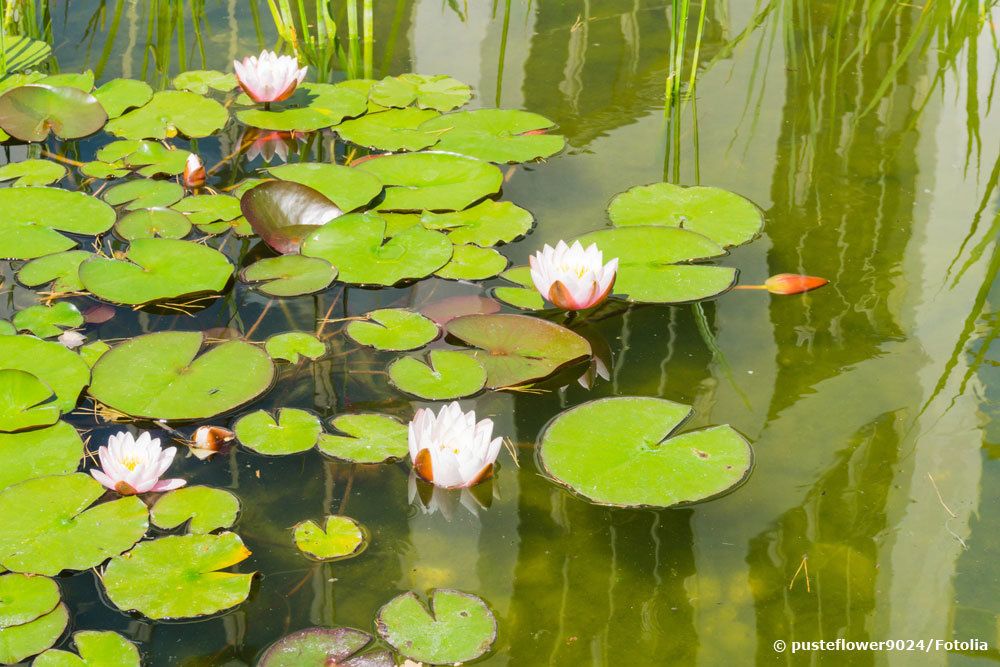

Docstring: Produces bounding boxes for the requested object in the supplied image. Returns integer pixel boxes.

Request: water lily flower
[529,240,618,311]
[183,154,206,189]
[233,50,307,105]
[58,330,85,349]
[408,402,503,489]
[89,431,186,495]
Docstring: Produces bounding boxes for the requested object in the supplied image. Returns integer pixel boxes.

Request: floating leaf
[93,78,153,119]
[33,630,140,667]
[435,244,507,280]
[369,74,471,111]
[608,182,763,248]
[0,187,115,259]
[388,350,487,400]
[267,163,382,212]
[538,397,753,507]
[317,414,408,464]
[420,109,565,163]
[234,409,321,455]
[12,302,83,338]
[101,140,190,177]
[376,589,497,664]
[102,532,254,620]
[0,335,90,413]
[293,516,367,561]
[39,71,93,91]
[17,251,91,293]
[115,208,191,240]
[0,421,83,490]
[0,35,51,76]
[0,473,148,575]
[172,194,241,225]
[491,266,544,310]
[240,256,336,297]
[0,321,13,336]
[336,108,442,152]
[106,90,228,139]
[356,152,502,212]
[421,295,501,325]
[196,216,253,237]
[172,69,237,94]
[150,486,240,534]
[258,627,393,667]
[79,161,128,179]
[0,573,59,627]
[265,332,326,363]
[0,159,64,186]
[241,180,343,254]
[236,82,366,132]
[346,309,438,351]
[0,369,59,432]
[103,179,183,210]
[78,341,110,368]
[0,603,67,665]
[419,200,533,246]
[89,332,274,421]
[0,85,107,141]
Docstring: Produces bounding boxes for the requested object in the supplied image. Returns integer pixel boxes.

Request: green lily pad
[346,308,439,351]
[0,573,59,627]
[0,224,74,260]
[103,179,183,210]
[538,397,754,507]
[172,69,237,94]
[78,341,110,368]
[446,313,591,388]
[0,35,51,76]
[0,321,13,336]
[0,603,67,665]
[79,161,128,179]
[267,163,383,212]
[12,302,83,339]
[0,335,90,413]
[419,200,533,246]
[302,212,453,285]
[608,182,763,248]
[435,244,507,280]
[102,532,254,620]
[356,152,502,212]
[89,332,274,421]
[240,256,337,297]
[388,350,487,400]
[265,332,326,363]
[196,216,253,237]
[293,516,367,561]
[234,408,321,455]
[97,140,190,178]
[38,72,94,92]
[93,78,153,119]
[0,187,115,259]
[369,74,471,111]
[258,627,393,667]
[336,108,442,152]
[0,473,148,575]
[375,589,496,664]
[241,180,343,254]
[317,413,408,464]
[17,251,92,293]
[0,159,64,186]
[79,238,232,305]
[33,630,140,667]
[237,82,366,132]
[106,90,228,139]
[576,226,737,303]
[0,421,83,490]
[172,194,241,225]
[0,369,59,432]
[0,85,107,141]
[420,109,565,163]
[491,266,544,311]
[115,208,192,240]
[150,486,240,534]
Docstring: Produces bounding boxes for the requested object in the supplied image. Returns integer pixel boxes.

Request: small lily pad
[0,421,84,490]
[0,85,107,141]
[0,573,59,627]
[419,200,533,246]
[172,194,242,225]
[78,341,110,368]
[258,627,393,667]
[17,251,91,293]
[0,159,65,186]
[0,603,68,665]
[317,413,408,463]
[12,302,83,338]
[491,266,544,311]
[376,589,497,664]
[0,335,90,413]
[99,140,190,177]
[106,90,228,139]
[336,108,442,152]
[115,208,192,240]
[172,69,237,94]
[265,332,326,363]
[293,515,367,561]
[345,309,439,351]
[79,161,128,180]
[240,255,337,297]
[33,630,140,667]
[435,244,508,280]
[234,408,321,455]
[538,397,754,507]
[420,109,565,163]
[369,74,471,111]
[388,350,487,400]
[237,82,366,132]
[241,180,343,254]
[356,152,502,212]
[151,486,240,534]
[0,369,59,432]
[94,78,154,119]
[103,179,184,210]
[267,163,383,212]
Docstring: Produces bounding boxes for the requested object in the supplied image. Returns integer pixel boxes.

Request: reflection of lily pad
[258,627,393,667]
[0,335,90,413]
[538,397,753,507]
[389,350,487,400]
[0,603,68,665]
[0,85,107,141]
[0,421,83,490]
[12,302,83,339]
[17,251,91,293]
[336,108,441,152]
[106,90,228,139]
[370,74,471,111]
[346,308,439,351]
[435,244,507,280]
[376,589,497,664]
[235,408,322,456]
[317,414,408,464]
[33,630,140,667]
[240,255,337,297]
[293,516,367,561]
[103,179,183,210]
[0,159,65,186]
[265,332,326,363]
[419,200,533,246]
[115,208,191,240]
[151,486,240,535]
[237,82,366,132]
[421,109,565,163]
[241,180,343,254]
[356,152,502,212]
[0,369,59,432]
[267,163,382,212]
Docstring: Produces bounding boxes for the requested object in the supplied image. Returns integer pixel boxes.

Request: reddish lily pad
[241,180,343,254]
[258,627,393,667]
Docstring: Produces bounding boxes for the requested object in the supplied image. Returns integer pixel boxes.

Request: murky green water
[9,1,999,665]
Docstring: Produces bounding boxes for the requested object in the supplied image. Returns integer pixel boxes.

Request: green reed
[664,0,708,111]
[267,0,374,80]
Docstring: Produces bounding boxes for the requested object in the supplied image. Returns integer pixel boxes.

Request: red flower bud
[764,273,829,295]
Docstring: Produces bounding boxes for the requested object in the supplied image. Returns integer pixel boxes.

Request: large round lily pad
[375,589,497,664]
[420,109,565,163]
[388,350,487,400]
[33,630,140,667]
[355,152,502,212]
[345,309,439,351]
[241,256,336,297]
[446,313,591,388]
[0,187,115,259]
[150,486,240,535]
[267,163,382,213]
[0,369,60,432]
[0,603,68,665]
[336,107,441,152]
[105,90,228,139]
[0,421,83,491]
[241,180,343,254]
[0,573,59,628]
[89,332,274,421]
[236,83,366,132]
[234,408,321,455]
[102,532,254,620]
[293,515,367,561]
[538,397,753,507]
[0,84,107,141]
[317,413,408,464]
[94,78,154,119]
[258,627,393,667]
[0,335,90,413]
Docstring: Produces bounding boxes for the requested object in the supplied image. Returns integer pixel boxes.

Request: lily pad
[265,332,326,363]
[0,603,67,665]
[172,69,237,94]
[355,152,502,212]
[293,516,367,561]
[491,266,544,311]
[102,532,254,620]
[0,321,13,336]
[79,239,232,305]
[17,251,92,293]
[97,140,190,178]
[369,74,472,111]
[78,341,110,368]
[236,82,366,132]
[151,486,240,534]
[345,309,438,351]
[115,208,192,240]
[0,335,90,413]
[0,573,59,628]
[258,627,394,667]
[241,256,337,297]
[39,72,94,91]
[234,409,321,455]
[94,78,153,119]
[79,161,128,180]
[420,109,565,163]
[267,163,382,212]
[89,332,274,420]
[0,159,64,186]
[33,630,140,667]
[336,108,442,152]
[0,369,59,432]
[607,182,763,248]
[106,90,228,139]
[576,226,737,303]
[375,589,497,664]
[446,313,591,388]
[0,85,107,141]
[388,350,487,400]
[538,397,753,507]
[241,180,343,254]
[0,187,116,259]
[302,213,453,285]
[0,473,148,575]
[0,421,84,490]
[419,200,533,246]
[103,179,183,210]
[317,413,408,464]
[435,244,507,280]
[172,194,242,225]
[12,302,83,338]
[196,216,253,237]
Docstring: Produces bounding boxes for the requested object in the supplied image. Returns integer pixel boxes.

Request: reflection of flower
[408,471,495,520]
[183,154,206,189]
[529,240,618,311]
[408,402,502,489]
[233,50,307,104]
[241,128,305,164]
[90,431,186,495]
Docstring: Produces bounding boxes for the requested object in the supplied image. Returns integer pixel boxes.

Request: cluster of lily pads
[0,44,775,665]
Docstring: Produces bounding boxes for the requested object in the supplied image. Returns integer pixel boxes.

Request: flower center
[559,263,588,278]
[120,457,140,471]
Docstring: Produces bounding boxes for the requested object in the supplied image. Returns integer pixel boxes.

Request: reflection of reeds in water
[267,0,374,80]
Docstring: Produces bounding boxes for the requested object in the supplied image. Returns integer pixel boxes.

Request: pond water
[2,1,999,665]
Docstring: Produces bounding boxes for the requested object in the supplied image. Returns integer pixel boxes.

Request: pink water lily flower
[233,50,307,104]
[90,431,186,495]
[408,402,503,489]
[529,240,618,311]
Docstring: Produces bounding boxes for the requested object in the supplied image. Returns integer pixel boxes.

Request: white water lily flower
[408,402,503,489]
[233,50,307,104]
[89,431,186,495]
[529,240,618,311]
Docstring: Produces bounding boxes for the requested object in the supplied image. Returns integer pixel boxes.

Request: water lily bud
[529,240,618,311]
[89,431,186,495]
[764,273,829,295]
[183,153,206,189]
[408,402,503,489]
[233,50,307,104]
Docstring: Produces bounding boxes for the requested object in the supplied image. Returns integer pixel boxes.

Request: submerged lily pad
[446,313,591,388]
[607,182,763,248]
[0,85,107,141]
[356,152,502,212]
[94,78,154,119]
[235,409,321,456]
[237,82,366,132]
[317,413,408,464]
[103,179,183,210]
[33,630,140,667]
[0,573,59,628]
[538,397,753,507]
[0,335,90,413]
[265,332,326,363]
[0,369,59,432]
[336,107,441,152]
[106,90,228,139]
[258,627,393,667]
[388,350,487,400]
[419,200,533,246]
[267,163,383,212]
[435,244,508,280]
[115,208,192,240]
[421,109,565,163]
[293,516,367,561]
[241,180,343,254]
[0,421,83,490]
[346,309,439,351]
[0,187,115,260]
[12,302,83,338]
[89,332,274,420]
[17,251,92,293]
[102,532,254,620]
[0,159,65,186]
[0,603,67,665]
[240,255,337,297]
[376,589,497,664]
[151,486,240,534]
[369,74,471,111]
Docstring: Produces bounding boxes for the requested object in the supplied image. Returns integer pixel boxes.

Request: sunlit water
[6,1,998,665]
